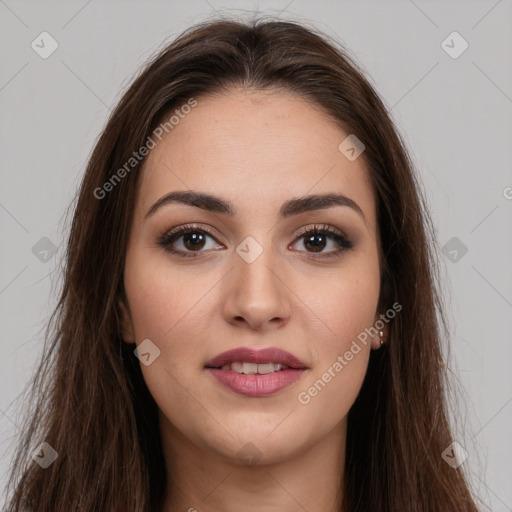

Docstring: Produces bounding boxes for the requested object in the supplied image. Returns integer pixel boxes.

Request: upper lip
[205,347,308,369]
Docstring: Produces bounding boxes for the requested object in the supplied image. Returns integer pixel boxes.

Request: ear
[118,296,135,343]
[371,315,390,350]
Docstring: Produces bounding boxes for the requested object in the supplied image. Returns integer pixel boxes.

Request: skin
[119,88,388,512]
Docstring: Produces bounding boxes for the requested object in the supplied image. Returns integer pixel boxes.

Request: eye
[157,224,223,259]
[157,223,354,259]
[290,224,354,259]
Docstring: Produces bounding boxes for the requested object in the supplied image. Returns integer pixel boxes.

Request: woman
[4,16,483,511]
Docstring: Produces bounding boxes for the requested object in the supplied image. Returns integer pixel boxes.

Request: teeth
[242,362,258,374]
[257,363,278,374]
[220,362,289,374]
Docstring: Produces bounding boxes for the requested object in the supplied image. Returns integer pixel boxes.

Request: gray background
[1,0,511,509]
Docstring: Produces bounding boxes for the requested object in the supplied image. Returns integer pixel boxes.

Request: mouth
[215,362,292,374]
[204,347,308,397]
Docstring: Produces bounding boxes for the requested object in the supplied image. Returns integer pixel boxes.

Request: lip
[204,347,308,369]
[206,368,306,397]
[204,347,308,397]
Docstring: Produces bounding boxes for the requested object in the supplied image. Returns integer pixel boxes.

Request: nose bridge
[222,234,291,329]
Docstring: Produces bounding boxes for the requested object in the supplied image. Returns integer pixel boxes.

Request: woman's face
[119,88,384,465]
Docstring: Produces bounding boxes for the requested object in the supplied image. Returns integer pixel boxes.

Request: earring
[379,331,384,345]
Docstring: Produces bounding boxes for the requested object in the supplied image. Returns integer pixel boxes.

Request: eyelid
[293,223,348,241]
[164,223,224,243]
[163,222,348,242]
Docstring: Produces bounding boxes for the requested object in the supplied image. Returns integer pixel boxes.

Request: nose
[221,243,292,332]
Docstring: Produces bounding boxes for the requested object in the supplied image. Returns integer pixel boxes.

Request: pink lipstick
[204,347,308,397]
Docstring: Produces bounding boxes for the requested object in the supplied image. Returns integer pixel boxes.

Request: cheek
[294,254,381,357]
[293,256,381,417]
[123,255,214,433]
[123,248,213,344]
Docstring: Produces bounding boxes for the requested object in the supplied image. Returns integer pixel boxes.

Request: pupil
[305,234,325,253]
[184,232,205,250]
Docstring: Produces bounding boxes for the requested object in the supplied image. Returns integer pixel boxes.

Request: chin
[212,418,314,463]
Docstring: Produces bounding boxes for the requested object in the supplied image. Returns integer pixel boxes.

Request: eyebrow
[144,190,366,222]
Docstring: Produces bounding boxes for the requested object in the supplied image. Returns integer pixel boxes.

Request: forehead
[136,89,376,226]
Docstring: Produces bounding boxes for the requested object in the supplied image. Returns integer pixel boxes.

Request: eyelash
[156,223,354,260]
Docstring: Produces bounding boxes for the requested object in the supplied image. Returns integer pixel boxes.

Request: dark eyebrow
[144,190,366,222]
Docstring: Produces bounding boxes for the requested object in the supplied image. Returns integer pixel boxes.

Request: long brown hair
[4,16,484,511]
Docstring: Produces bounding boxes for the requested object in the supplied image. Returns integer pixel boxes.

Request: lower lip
[206,368,305,397]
